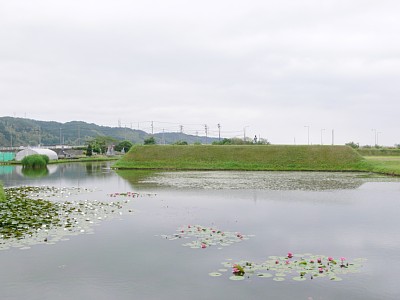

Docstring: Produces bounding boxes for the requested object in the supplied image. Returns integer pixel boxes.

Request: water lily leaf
[273,277,285,281]
[229,275,245,281]
[293,276,307,281]
[257,273,273,278]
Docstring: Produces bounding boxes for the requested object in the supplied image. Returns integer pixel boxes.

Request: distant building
[15,148,58,161]
[0,152,15,162]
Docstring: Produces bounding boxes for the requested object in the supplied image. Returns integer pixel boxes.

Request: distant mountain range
[0,116,218,147]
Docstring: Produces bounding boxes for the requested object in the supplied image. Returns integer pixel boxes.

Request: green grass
[50,155,120,164]
[115,145,372,171]
[357,148,400,156]
[363,156,400,176]
[0,181,5,202]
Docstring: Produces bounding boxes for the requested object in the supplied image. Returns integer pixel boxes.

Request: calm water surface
[1,163,400,300]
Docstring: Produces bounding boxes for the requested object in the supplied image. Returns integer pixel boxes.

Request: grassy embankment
[115,145,374,172]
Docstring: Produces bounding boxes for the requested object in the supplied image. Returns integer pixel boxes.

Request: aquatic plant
[161,225,253,249]
[21,154,48,169]
[0,186,134,250]
[212,253,366,282]
[108,191,140,198]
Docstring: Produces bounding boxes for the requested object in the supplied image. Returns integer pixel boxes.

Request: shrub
[86,144,93,156]
[173,140,188,145]
[144,137,156,145]
[21,154,48,169]
[345,142,359,149]
[115,140,133,152]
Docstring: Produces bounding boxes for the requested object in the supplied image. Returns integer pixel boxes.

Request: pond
[1,162,400,300]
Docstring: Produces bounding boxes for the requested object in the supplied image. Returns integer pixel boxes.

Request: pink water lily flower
[317,258,322,263]
[340,257,346,262]
[201,243,207,248]
[328,257,334,262]
[287,252,293,258]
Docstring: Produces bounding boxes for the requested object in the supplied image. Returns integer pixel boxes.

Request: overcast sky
[1,0,399,146]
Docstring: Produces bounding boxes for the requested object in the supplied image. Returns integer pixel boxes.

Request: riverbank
[4,155,120,165]
[363,156,400,176]
[114,145,374,172]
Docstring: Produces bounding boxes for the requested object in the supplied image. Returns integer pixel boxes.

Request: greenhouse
[15,148,58,161]
[0,152,15,162]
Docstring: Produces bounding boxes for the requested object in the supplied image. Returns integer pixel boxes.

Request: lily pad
[229,275,245,281]
[273,277,285,281]
[257,273,273,278]
[162,225,252,250]
[1,186,135,250]
[213,253,365,283]
[293,276,306,281]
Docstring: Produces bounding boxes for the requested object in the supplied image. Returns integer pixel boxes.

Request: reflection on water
[125,170,399,191]
[1,163,400,300]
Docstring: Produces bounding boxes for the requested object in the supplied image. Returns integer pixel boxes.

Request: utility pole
[38,127,41,146]
[217,123,221,141]
[204,124,208,144]
[78,125,81,146]
[180,125,183,134]
[320,128,325,145]
[162,128,165,145]
[377,132,382,146]
[371,129,377,146]
[304,125,310,145]
[151,121,154,135]
[243,126,249,142]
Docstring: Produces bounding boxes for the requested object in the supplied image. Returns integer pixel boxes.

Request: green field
[357,148,400,156]
[363,156,400,176]
[114,145,374,172]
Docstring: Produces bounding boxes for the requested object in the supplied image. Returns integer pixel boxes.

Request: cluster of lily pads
[0,186,133,250]
[13,186,98,201]
[209,252,366,282]
[108,191,140,198]
[161,225,252,249]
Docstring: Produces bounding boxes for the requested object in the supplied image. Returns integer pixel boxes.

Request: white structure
[15,148,58,161]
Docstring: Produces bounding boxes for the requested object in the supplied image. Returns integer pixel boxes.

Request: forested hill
[0,116,216,147]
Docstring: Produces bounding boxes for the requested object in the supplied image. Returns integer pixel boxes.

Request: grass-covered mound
[115,145,370,171]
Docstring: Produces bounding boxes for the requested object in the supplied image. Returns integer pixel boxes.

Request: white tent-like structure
[15,148,58,161]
